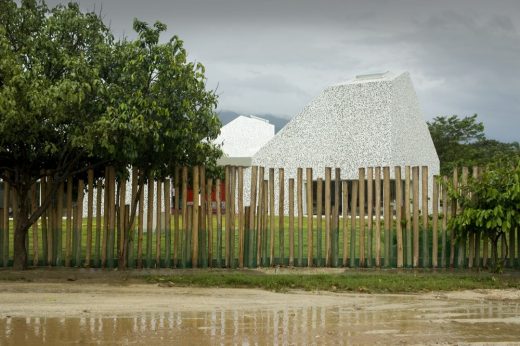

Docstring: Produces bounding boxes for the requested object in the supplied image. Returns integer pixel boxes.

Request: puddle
[1,300,519,344]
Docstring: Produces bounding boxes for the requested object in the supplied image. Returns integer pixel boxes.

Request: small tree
[445,163,520,272]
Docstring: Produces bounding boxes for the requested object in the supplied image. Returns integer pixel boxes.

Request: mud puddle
[0,283,519,344]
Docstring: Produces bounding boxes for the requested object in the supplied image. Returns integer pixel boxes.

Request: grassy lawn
[145,270,520,293]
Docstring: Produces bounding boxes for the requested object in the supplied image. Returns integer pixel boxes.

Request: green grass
[145,271,520,293]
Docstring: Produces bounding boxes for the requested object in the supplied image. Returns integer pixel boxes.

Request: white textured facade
[241,71,440,214]
[215,115,275,157]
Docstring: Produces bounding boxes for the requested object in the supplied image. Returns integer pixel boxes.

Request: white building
[216,115,275,166]
[242,71,440,214]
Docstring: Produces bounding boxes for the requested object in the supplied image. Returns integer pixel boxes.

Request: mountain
[217,110,290,133]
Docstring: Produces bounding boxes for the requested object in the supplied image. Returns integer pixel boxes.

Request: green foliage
[428,114,520,175]
[0,0,222,268]
[445,163,520,271]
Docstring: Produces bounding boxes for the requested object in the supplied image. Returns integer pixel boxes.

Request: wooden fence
[0,165,518,269]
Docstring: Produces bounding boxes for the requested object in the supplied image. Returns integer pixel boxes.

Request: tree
[445,162,520,272]
[0,0,221,269]
[427,114,520,175]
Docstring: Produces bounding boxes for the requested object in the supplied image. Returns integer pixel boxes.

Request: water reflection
[1,300,519,345]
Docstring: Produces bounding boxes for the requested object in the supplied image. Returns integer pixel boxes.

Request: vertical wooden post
[56,182,64,266]
[31,185,39,266]
[229,167,236,268]
[216,178,222,267]
[262,180,269,266]
[137,171,145,269]
[200,167,206,268]
[207,178,214,267]
[238,167,244,268]
[324,167,332,266]
[128,168,138,268]
[181,167,188,268]
[65,178,73,267]
[76,179,84,267]
[405,166,412,267]
[341,180,348,267]
[1,181,9,267]
[248,166,257,268]
[278,168,285,266]
[316,178,323,266]
[173,168,180,267]
[146,173,154,268]
[306,168,313,267]
[375,167,382,267]
[86,169,94,267]
[101,171,108,268]
[46,175,54,266]
[432,176,439,268]
[473,167,481,268]
[41,177,48,264]
[358,168,366,267]
[458,167,468,268]
[297,168,303,267]
[95,180,102,268]
[441,176,448,268]
[366,168,373,267]
[288,178,295,267]
[192,166,199,268]
[164,178,171,268]
[107,168,116,268]
[450,168,458,268]
[269,168,275,266]
[256,167,264,267]
[333,168,340,267]
[421,166,429,267]
[383,167,391,267]
[155,179,162,267]
[224,166,230,267]
[119,178,127,266]
[395,167,403,268]
[349,180,358,268]
[412,166,420,268]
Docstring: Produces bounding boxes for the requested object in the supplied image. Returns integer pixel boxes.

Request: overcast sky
[47,0,520,142]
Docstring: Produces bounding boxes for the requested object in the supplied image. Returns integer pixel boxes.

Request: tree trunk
[12,187,30,270]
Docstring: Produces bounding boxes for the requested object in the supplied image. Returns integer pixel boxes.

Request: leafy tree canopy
[428,114,520,175]
[0,0,221,269]
[445,162,520,272]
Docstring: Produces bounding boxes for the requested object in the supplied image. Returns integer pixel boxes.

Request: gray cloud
[45,0,520,141]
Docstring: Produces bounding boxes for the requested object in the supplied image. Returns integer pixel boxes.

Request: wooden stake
[238,168,244,268]
[395,166,403,268]
[101,171,108,268]
[31,185,39,266]
[366,167,373,267]
[173,168,180,267]
[341,180,348,267]
[1,181,9,267]
[182,167,188,267]
[405,166,412,267]
[66,178,73,267]
[458,167,468,268]
[56,182,63,266]
[421,166,429,267]
[450,168,458,268]
[297,168,303,267]
[441,176,448,268]
[164,178,171,268]
[324,167,332,266]
[225,166,230,267]
[316,177,324,266]
[412,166,420,268]
[306,168,313,267]
[350,180,358,267]
[76,179,84,267]
[216,177,222,267]
[200,167,206,268]
[375,167,382,267]
[95,180,102,267]
[155,179,162,267]
[229,166,236,268]
[119,178,127,265]
[278,168,285,266]
[288,178,295,266]
[432,175,439,268]
[248,167,258,268]
[256,167,264,267]
[137,171,145,269]
[269,168,275,266]
[207,178,214,267]
[383,166,391,267]
[333,168,340,267]
[192,166,199,268]
[146,173,154,268]
[359,168,366,267]
[86,169,94,267]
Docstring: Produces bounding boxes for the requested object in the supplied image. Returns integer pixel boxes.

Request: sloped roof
[215,115,275,158]
[252,71,439,178]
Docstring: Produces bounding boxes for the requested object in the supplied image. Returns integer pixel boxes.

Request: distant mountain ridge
[217,110,290,133]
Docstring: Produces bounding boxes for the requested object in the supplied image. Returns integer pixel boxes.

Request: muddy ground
[0,268,519,344]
